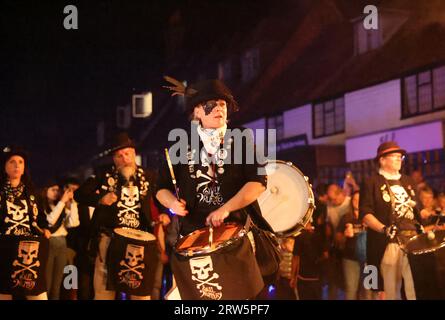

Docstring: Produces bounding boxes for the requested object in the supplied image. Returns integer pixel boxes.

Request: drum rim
[405,230,445,255]
[113,227,156,242]
[261,159,316,238]
[175,222,246,257]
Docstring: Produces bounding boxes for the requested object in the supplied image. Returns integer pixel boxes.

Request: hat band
[379,147,404,156]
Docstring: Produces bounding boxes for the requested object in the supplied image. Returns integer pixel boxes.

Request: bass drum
[257,160,315,238]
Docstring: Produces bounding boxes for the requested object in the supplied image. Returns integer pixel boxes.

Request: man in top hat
[359,141,422,300]
[157,78,274,300]
[74,132,170,300]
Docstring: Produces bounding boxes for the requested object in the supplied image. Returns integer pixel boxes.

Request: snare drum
[257,160,315,237]
[175,222,246,256]
[405,230,445,299]
[0,235,49,296]
[171,223,264,300]
[107,228,160,296]
[405,230,445,255]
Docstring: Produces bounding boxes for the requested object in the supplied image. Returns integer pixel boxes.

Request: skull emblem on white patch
[189,256,222,294]
[6,200,28,221]
[390,185,414,220]
[18,241,39,265]
[190,256,214,280]
[125,244,144,267]
[121,186,140,207]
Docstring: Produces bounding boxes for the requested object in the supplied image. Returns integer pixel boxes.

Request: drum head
[405,230,445,255]
[175,223,245,257]
[258,160,314,237]
[114,227,156,241]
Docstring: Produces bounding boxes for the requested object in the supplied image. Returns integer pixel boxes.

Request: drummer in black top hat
[157,77,274,300]
[0,146,51,300]
[74,132,170,300]
[359,141,422,300]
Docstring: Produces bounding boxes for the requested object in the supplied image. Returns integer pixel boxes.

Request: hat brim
[2,147,28,164]
[375,147,407,161]
[103,143,136,157]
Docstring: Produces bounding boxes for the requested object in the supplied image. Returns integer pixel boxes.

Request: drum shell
[0,235,49,296]
[106,231,160,296]
[409,247,445,299]
[171,235,263,300]
[406,230,445,299]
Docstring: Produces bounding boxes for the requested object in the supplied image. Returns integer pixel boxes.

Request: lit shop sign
[346,121,444,162]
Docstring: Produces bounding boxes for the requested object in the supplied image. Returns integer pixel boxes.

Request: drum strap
[243,212,253,232]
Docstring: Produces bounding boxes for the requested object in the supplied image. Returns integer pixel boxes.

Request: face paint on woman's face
[203,100,218,115]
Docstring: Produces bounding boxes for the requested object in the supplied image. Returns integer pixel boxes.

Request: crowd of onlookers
[275,170,445,300]
[24,169,445,300]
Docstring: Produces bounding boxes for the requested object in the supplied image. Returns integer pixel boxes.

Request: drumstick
[32,222,44,235]
[164,148,180,201]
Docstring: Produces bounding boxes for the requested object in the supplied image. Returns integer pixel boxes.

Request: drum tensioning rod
[208,225,214,249]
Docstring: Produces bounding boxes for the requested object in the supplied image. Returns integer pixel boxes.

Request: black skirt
[106,233,160,296]
[171,235,264,300]
[0,235,49,296]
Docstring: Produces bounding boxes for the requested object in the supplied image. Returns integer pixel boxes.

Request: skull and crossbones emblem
[120,185,140,207]
[11,241,40,281]
[5,200,30,235]
[118,244,145,280]
[189,256,222,290]
[390,185,415,220]
[117,186,142,227]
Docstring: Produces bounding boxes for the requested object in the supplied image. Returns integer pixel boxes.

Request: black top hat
[163,76,239,115]
[185,79,239,115]
[0,145,31,186]
[103,132,136,156]
[375,141,407,160]
[1,145,28,165]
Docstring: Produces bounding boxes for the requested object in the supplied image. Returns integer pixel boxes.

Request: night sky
[0,0,269,185]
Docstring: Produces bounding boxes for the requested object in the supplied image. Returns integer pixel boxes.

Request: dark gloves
[383,224,398,239]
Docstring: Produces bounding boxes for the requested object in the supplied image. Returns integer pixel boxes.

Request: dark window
[354,21,382,55]
[313,97,345,138]
[402,65,445,118]
[267,114,284,141]
[241,48,260,83]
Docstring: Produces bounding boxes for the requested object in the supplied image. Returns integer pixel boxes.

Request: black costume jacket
[74,165,157,237]
[359,173,420,278]
[157,125,273,238]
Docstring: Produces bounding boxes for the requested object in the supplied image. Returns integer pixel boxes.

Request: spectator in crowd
[290,220,328,300]
[337,191,371,300]
[327,184,351,231]
[42,180,79,300]
[325,184,351,299]
[411,170,428,194]
[419,187,445,231]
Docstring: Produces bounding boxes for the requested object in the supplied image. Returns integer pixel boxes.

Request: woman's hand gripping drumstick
[160,148,189,216]
[206,182,265,228]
